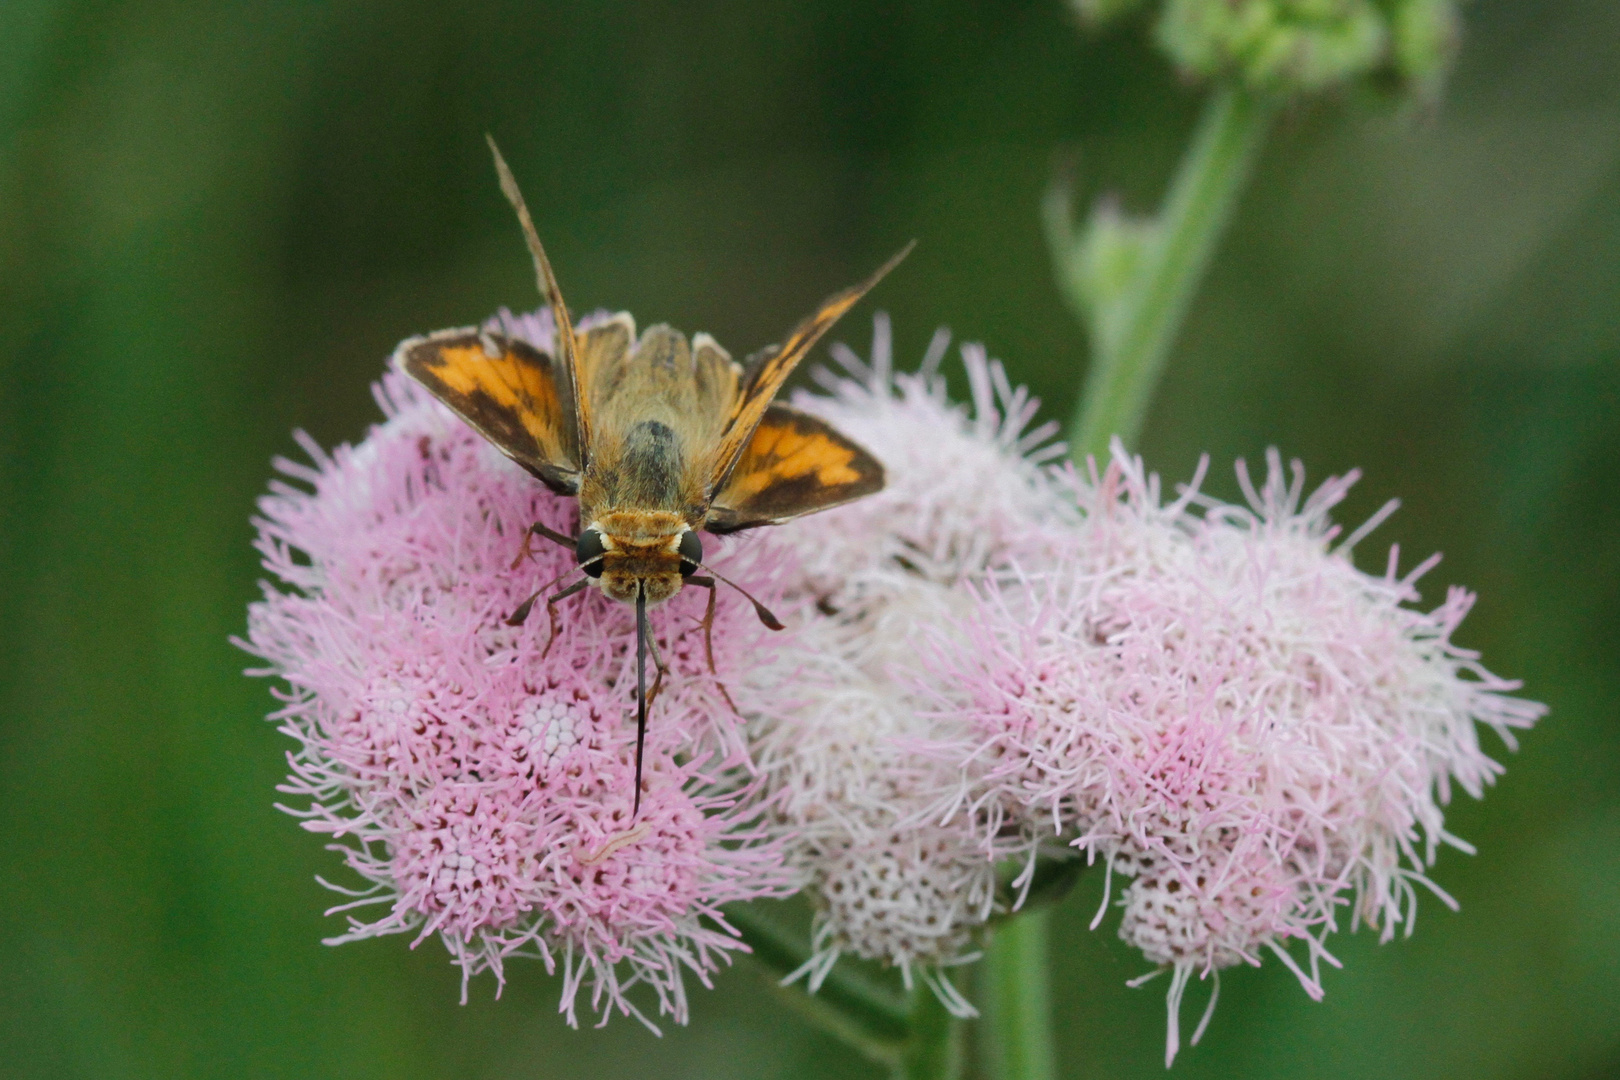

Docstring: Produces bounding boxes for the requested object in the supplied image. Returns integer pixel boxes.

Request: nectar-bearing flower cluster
[756,320,1540,1057]
[926,444,1545,1063]
[245,311,1541,1060]
[241,318,799,1028]
[745,317,1073,1011]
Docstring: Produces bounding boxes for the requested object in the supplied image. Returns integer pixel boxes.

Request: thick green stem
[728,904,966,1076]
[896,976,964,1080]
[1065,86,1275,461]
[981,911,1057,1080]
[726,904,910,1060]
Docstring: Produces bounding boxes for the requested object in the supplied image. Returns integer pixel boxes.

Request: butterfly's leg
[684,575,740,715]
[541,594,562,657]
[511,521,576,570]
[643,622,670,710]
[685,576,721,674]
[530,521,577,548]
[510,533,533,571]
[505,562,577,628]
[536,577,590,657]
[506,588,544,627]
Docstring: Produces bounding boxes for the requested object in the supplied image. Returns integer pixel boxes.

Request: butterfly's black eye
[678,530,702,577]
[576,528,606,578]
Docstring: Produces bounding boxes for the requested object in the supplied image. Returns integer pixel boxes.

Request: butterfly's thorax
[581,323,730,511]
[580,392,703,608]
[581,419,694,519]
[573,324,730,607]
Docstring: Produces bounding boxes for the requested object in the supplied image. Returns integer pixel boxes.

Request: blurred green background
[3,1,1617,1077]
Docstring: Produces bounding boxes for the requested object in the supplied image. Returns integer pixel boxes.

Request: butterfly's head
[577,513,702,607]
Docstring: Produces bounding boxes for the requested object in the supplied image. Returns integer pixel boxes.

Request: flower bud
[1391,0,1462,100]
[1155,0,1389,95]
[1073,198,1159,348]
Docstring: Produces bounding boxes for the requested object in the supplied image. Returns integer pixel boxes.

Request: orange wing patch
[723,416,864,497]
[395,327,581,494]
[707,242,914,498]
[705,404,884,533]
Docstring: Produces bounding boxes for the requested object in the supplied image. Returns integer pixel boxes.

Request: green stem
[726,905,911,1061]
[728,905,968,1077]
[1066,85,1276,461]
[896,976,965,1080]
[981,911,1057,1080]
[760,974,906,1070]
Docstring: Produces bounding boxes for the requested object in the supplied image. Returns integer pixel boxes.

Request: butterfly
[394,137,907,814]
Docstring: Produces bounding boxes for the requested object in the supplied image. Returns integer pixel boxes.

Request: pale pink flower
[241,353,797,1030]
[933,442,1545,1064]
[745,317,1068,1010]
[782,313,1072,607]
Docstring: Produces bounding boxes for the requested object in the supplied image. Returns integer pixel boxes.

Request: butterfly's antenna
[632,589,650,818]
[697,563,785,631]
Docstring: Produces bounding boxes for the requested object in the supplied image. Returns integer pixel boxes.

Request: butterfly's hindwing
[573,313,636,440]
[394,328,581,494]
[705,403,885,533]
[706,242,915,498]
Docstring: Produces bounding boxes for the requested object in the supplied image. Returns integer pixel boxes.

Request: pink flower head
[782,313,1072,606]
[934,442,1545,1064]
[746,317,1069,1010]
[241,322,798,1030]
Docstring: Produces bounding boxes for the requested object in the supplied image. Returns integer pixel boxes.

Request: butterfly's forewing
[705,403,884,533]
[395,329,582,494]
[485,135,592,461]
[705,241,914,499]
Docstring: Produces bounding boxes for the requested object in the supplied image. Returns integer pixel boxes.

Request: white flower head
[745,316,1069,1011]
[932,442,1546,1063]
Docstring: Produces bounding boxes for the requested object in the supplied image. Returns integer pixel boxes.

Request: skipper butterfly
[394,138,906,812]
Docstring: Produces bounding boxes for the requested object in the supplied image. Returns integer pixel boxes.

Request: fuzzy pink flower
[241,343,797,1030]
[933,443,1545,1064]
[782,313,1072,606]
[745,317,1069,1010]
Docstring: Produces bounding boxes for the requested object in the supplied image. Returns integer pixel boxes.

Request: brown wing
[573,311,637,449]
[486,135,592,462]
[705,404,885,533]
[394,327,581,494]
[706,241,914,498]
